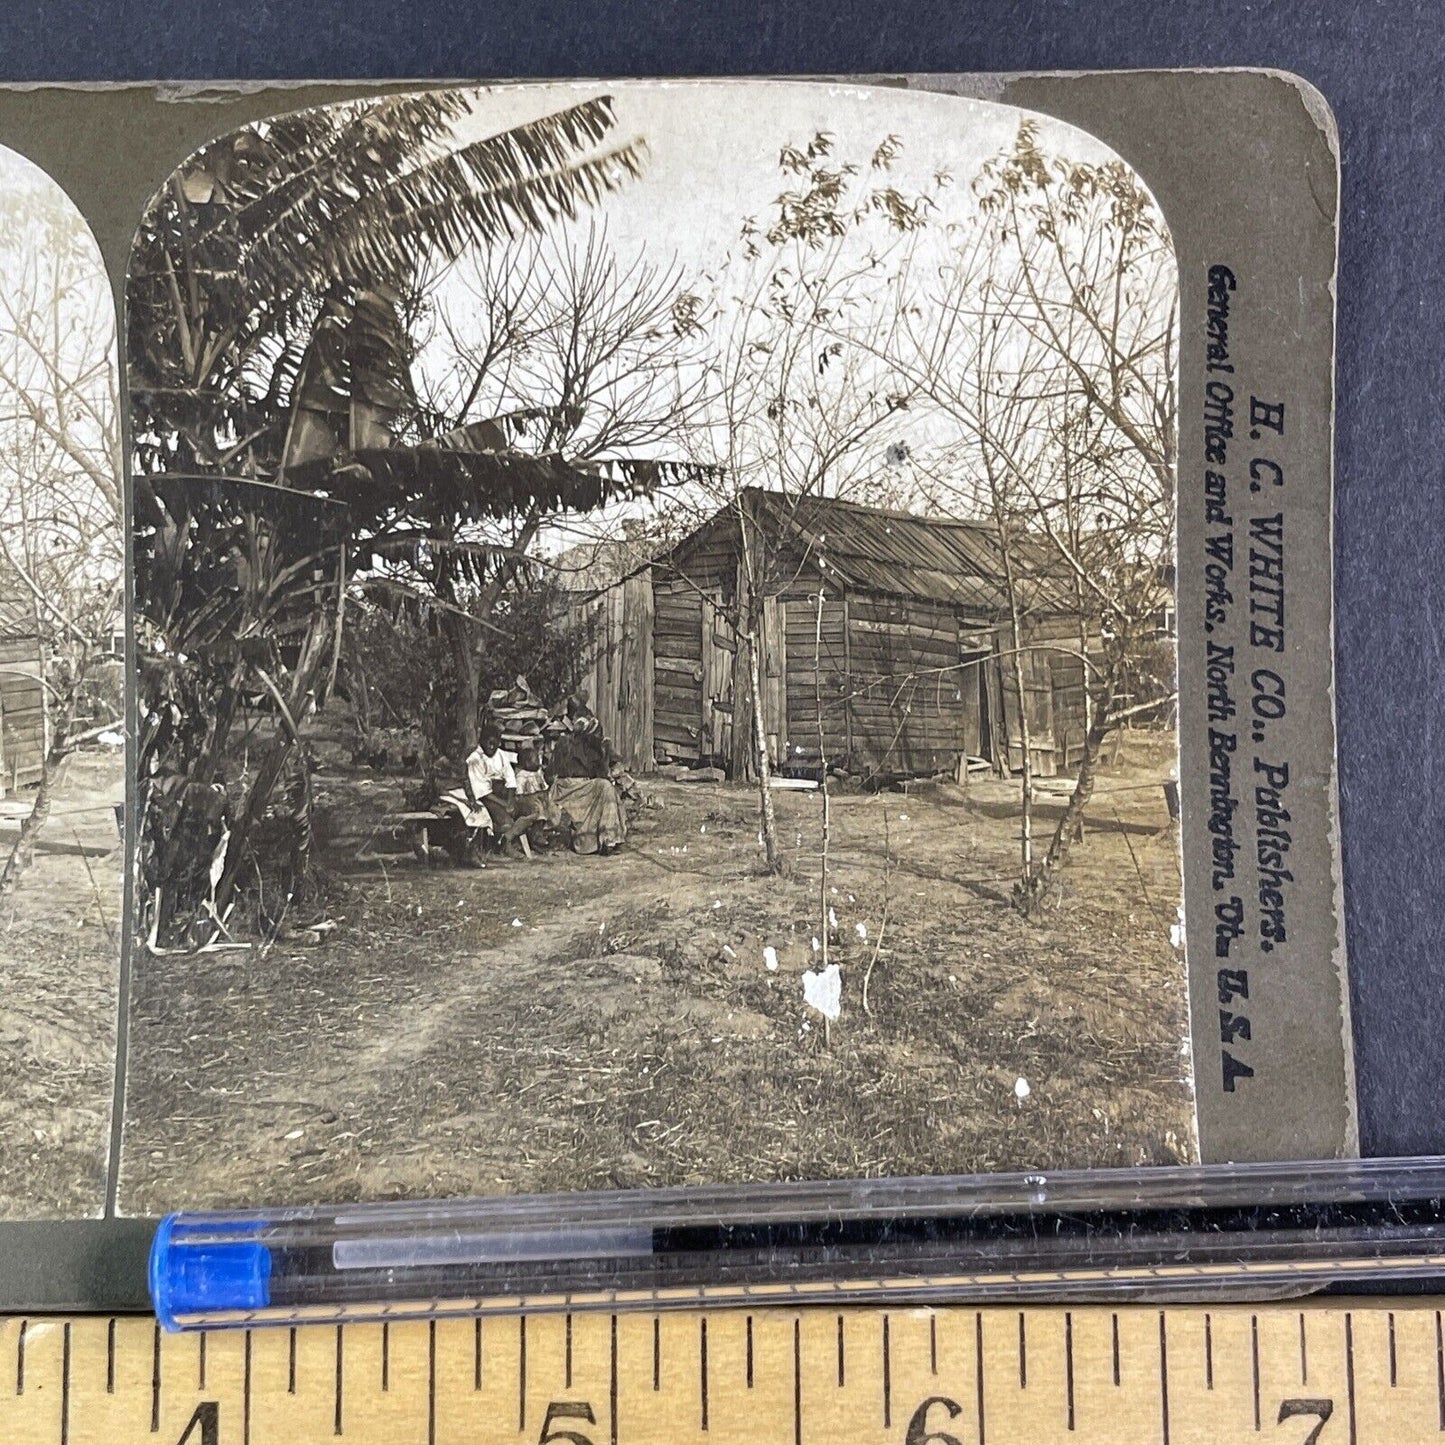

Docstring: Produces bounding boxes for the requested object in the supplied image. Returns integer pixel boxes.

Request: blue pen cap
[150,1213,273,1331]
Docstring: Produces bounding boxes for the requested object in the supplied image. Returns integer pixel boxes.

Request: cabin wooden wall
[699,595,728,760]
[652,578,704,763]
[995,615,1092,778]
[621,539,1094,782]
[722,594,787,772]
[783,593,847,768]
[0,635,46,791]
[841,593,984,777]
[568,572,656,774]
[779,590,1087,780]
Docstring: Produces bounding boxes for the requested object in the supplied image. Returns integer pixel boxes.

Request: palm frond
[241,96,645,296]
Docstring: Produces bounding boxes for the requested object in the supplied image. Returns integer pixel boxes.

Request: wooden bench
[358,809,530,866]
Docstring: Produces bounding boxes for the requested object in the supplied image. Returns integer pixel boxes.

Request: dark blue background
[9,0,1442,1158]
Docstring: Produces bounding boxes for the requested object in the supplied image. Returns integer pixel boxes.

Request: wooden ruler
[1,1303,1441,1444]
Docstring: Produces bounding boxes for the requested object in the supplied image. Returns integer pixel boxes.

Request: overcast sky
[0,144,118,568]
[446,79,1124,280]
[429,82,1154,553]
[0,88,1159,558]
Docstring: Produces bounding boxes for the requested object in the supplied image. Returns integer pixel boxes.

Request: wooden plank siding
[699,593,729,761]
[0,635,47,790]
[602,576,1093,782]
[652,578,705,762]
[650,576,1090,782]
[841,593,981,777]
[995,616,1094,779]
[602,491,1100,781]
[782,594,848,767]
[567,571,655,773]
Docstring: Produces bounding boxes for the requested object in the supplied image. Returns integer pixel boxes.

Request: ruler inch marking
[1251,1313,1261,1432]
[1436,1310,1444,1431]
[1159,1311,1170,1445]
[609,1314,618,1445]
[699,1317,710,1427]
[150,1321,160,1433]
[60,1321,70,1445]
[976,1311,987,1445]
[333,1322,343,1436]
[1065,1311,1075,1432]
[243,1328,252,1445]
[792,1317,801,1445]
[17,1301,1445,1445]
[1345,1311,1356,1445]
[427,1320,436,1445]
[883,1314,891,1429]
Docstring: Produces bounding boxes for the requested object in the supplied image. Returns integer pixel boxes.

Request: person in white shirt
[464,722,521,846]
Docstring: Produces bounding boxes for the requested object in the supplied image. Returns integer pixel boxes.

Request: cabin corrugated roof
[671,489,1078,617]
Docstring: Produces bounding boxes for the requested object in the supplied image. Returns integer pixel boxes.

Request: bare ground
[120,735,1193,1214]
[0,751,124,1219]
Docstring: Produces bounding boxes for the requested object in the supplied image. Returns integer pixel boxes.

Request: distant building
[0,565,47,793]
[568,489,1098,781]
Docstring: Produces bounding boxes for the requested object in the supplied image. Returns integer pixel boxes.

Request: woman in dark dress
[548,715,628,854]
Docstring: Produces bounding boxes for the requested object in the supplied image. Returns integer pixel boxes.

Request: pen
[151,1158,1445,1330]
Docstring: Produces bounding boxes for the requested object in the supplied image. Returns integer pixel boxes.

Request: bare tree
[902,121,1178,908]
[0,170,121,895]
[677,132,935,872]
[361,219,711,752]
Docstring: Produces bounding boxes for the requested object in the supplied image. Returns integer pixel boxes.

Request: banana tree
[129,90,654,948]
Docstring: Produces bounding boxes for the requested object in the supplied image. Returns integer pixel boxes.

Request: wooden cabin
[566,568,657,774]
[0,567,47,793]
[570,490,1096,782]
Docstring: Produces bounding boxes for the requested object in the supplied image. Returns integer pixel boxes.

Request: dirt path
[0,751,123,1219]
[120,747,1193,1214]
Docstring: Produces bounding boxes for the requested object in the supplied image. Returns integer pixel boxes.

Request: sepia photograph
[0,145,124,1218]
[122,80,1190,1213]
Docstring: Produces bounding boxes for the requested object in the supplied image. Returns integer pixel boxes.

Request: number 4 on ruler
[172,1400,219,1445]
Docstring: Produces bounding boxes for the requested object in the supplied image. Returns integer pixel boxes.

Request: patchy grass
[0,751,123,1219]
[120,734,1192,1214]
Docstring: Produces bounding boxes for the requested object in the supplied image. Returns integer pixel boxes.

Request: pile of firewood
[487,677,555,756]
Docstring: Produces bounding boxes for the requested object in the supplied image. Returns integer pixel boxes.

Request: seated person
[464,723,525,848]
[513,744,548,796]
[547,715,628,855]
[550,714,610,780]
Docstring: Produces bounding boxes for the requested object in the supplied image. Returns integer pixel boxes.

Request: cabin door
[652,580,705,763]
[700,592,734,766]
